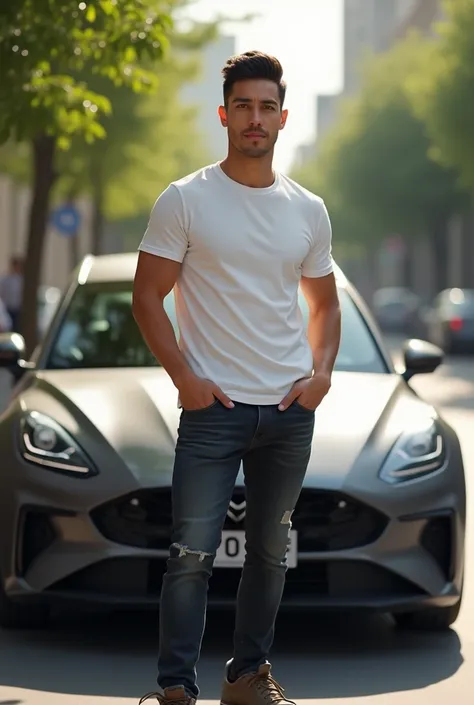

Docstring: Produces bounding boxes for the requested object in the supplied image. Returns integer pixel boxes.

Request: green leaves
[85,4,97,23]
[51,14,215,225]
[408,0,474,192]
[292,31,466,247]
[0,0,173,145]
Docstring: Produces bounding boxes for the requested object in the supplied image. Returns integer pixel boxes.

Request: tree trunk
[401,237,413,289]
[90,169,104,255]
[428,218,449,294]
[21,134,56,356]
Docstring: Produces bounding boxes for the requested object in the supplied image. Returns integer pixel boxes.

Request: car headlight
[379,418,446,485]
[19,411,97,478]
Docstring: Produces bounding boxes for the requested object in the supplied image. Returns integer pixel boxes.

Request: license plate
[214,530,298,568]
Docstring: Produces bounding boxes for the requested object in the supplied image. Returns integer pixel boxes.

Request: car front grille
[18,508,58,576]
[47,557,425,603]
[420,515,454,581]
[90,488,388,553]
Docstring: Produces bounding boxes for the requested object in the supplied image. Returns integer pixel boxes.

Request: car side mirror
[402,338,444,381]
[0,332,26,368]
[0,332,36,381]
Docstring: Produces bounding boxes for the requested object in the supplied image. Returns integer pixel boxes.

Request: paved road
[0,343,473,705]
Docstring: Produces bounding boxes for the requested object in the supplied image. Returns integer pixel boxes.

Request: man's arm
[300,198,341,378]
[133,181,235,411]
[300,272,341,379]
[278,199,340,411]
[133,252,234,410]
[132,252,190,388]
[278,273,341,412]
[133,184,191,388]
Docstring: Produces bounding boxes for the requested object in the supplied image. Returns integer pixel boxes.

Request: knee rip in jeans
[280,509,294,525]
[171,542,213,562]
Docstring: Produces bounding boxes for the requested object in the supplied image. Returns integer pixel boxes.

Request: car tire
[393,597,462,632]
[0,580,50,630]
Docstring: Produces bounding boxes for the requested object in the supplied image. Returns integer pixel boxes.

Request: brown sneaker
[139,686,196,705]
[221,663,296,705]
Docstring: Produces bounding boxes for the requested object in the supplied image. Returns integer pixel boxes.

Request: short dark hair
[222,51,286,108]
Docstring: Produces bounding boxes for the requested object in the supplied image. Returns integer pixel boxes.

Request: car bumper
[4,560,462,614]
[0,416,466,614]
[1,494,465,615]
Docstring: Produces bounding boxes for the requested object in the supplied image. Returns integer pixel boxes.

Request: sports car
[0,253,466,631]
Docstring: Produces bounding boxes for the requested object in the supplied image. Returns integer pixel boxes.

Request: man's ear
[280,108,288,130]
[218,105,227,127]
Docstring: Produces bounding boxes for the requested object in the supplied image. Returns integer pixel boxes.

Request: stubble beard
[229,130,278,159]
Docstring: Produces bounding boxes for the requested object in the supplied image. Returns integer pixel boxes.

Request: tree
[292,34,466,291]
[56,48,213,255]
[0,0,174,353]
[408,0,474,193]
[292,130,375,249]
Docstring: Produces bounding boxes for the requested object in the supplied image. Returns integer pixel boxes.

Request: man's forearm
[133,296,193,388]
[307,303,342,377]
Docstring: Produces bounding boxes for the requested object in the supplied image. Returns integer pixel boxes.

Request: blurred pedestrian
[0,256,24,332]
[133,51,341,705]
[0,295,12,333]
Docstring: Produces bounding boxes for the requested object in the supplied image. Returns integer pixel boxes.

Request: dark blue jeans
[157,400,315,697]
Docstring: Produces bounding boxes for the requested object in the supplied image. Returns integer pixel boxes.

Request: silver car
[0,254,466,631]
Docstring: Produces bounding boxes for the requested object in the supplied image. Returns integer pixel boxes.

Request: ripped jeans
[157,400,315,698]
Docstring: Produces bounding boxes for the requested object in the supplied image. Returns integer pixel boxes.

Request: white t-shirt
[138,162,333,405]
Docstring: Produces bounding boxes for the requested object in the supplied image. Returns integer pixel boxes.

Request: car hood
[26,368,434,489]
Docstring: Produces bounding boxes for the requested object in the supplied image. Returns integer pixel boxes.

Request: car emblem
[227,499,246,523]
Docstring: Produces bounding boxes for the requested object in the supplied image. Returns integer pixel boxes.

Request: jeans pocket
[293,400,315,413]
[183,399,220,414]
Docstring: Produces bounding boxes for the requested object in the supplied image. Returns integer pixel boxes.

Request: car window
[45,282,387,373]
[446,301,474,317]
[434,289,474,317]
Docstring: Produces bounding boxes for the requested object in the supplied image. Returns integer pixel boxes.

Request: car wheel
[393,597,462,632]
[0,579,50,630]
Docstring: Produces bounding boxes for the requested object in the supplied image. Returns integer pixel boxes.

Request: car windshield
[444,290,474,317]
[45,282,388,374]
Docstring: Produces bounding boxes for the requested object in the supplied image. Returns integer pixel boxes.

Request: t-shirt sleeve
[301,199,334,278]
[138,184,188,263]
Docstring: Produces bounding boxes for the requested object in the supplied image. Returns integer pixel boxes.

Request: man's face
[218,79,288,158]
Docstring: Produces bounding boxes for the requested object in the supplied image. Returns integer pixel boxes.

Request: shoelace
[246,673,296,705]
[139,692,193,705]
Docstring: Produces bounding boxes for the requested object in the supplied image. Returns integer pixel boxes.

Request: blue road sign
[51,204,81,236]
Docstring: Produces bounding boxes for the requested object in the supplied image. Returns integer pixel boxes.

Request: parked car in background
[421,288,474,354]
[0,255,466,633]
[372,287,423,337]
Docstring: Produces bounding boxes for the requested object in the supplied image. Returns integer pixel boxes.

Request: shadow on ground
[0,610,463,700]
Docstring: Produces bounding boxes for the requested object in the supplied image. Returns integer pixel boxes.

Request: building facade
[327,0,431,132]
[180,35,236,162]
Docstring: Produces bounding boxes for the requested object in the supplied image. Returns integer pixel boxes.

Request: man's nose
[249,109,263,126]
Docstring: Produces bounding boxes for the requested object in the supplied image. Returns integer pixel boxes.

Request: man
[133,51,341,705]
[0,256,23,332]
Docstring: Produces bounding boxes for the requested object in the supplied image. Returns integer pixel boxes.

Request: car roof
[76,252,348,287]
